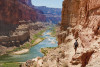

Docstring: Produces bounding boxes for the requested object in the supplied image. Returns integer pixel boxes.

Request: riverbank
[12,38,44,55]
[0,29,46,67]
[13,49,29,55]
[21,26,100,67]
[51,27,57,37]
[0,26,58,67]
[21,30,75,67]
[21,26,59,67]
[11,29,46,55]
[40,26,58,56]
[0,22,50,56]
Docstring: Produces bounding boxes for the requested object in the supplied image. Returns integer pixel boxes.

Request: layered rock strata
[0,0,46,36]
[59,0,100,67]
[35,6,62,24]
[21,0,100,67]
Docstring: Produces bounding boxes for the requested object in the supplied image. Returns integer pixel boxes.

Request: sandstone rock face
[22,0,100,67]
[61,0,100,49]
[0,24,30,47]
[60,0,100,67]
[19,0,32,6]
[0,0,46,36]
[61,0,80,31]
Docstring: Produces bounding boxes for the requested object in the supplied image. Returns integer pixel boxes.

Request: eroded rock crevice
[71,50,94,67]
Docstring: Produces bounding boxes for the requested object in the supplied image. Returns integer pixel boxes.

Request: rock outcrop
[20,0,100,67]
[19,0,32,6]
[0,24,30,47]
[0,0,46,36]
[0,0,47,55]
[0,22,48,55]
[59,0,100,67]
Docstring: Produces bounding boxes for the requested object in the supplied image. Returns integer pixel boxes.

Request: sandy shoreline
[13,49,29,55]
[13,38,43,55]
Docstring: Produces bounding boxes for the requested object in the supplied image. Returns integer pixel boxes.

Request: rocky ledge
[22,0,100,67]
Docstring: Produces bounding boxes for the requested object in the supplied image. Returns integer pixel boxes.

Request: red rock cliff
[59,0,100,67]
[0,0,46,35]
[60,0,100,47]
[19,0,32,6]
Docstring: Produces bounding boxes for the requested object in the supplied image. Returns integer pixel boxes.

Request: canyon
[59,0,100,67]
[35,6,62,24]
[0,0,100,67]
[22,0,100,67]
[0,0,46,36]
[0,0,47,55]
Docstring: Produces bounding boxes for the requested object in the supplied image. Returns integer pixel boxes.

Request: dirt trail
[41,34,82,67]
[60,34,81,67]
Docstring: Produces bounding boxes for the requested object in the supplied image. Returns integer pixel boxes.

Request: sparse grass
[8,30,45,53]
[0,54,11,60]
[12,43,30,52]
[12,27,56,53]
[0,62,21,67]
[41,48,48,56]
[41,47,58,56]
[31,30,45,44]
[51,27,56,37]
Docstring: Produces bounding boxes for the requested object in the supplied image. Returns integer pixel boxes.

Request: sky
[31,0,63,8]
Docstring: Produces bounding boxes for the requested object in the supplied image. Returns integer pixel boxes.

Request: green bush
[0,62,20,67]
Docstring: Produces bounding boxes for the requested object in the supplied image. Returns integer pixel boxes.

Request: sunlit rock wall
[0,0,46,36]
[59,0,100,67]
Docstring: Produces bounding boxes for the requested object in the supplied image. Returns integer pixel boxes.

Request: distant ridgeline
[35,6,62,24]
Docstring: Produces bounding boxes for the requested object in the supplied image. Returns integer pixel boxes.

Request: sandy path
[65,35,81,67]
[22,34,82,67]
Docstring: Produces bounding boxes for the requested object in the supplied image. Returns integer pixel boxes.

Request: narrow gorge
[21,0,100,67]
[0,0,100,67]
[0,0,47,55]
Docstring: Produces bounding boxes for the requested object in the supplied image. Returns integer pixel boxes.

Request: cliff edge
[21,0,100,67]
[0,0,46,36]
[58,0,100,67]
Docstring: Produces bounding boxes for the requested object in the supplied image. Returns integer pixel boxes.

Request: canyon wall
[35,6,61,24]
[59,0,100,67]
[19,0,32,6]
[21,0,100,67]
[0,0,46,36]
[60,0,100,48]
[0,0,47,49]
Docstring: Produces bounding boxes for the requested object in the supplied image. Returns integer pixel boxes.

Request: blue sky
[31,0,63,8]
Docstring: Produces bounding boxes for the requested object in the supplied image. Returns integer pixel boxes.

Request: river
[0,28,58,62]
